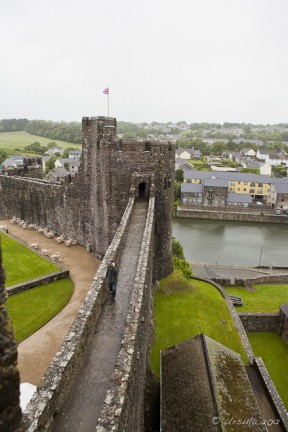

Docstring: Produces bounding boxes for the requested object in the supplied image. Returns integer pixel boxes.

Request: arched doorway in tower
[138,182,147,199]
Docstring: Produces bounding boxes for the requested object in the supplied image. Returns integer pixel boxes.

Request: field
[151,270,248,376]
[248,332,288,409]
[225,284,288,312]
[6,279,74,342]
[0,131,80,155]
[1,232,73,342]
[1,232,60,287]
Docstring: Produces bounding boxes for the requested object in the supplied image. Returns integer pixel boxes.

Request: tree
[174,182,181,201]
[175,169,184,182]
[137,130,148,139]
[45,156,57,173]
[0,149,8,163]
[211,141,227,155]
[172,237,185,259]
[24,141,47,154]
[123,132,137,139]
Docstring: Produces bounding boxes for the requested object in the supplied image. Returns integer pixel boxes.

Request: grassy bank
[225,284,288,312]
[248,332,288,409]
[0,131,80,154]
[6,279,74,342]
[151,270,248,376]
[1,232,60,286]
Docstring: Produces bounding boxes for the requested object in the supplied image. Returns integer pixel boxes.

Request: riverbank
[190,263,288,283]
[177,206,288,224]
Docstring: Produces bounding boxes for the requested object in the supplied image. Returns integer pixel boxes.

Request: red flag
[103,88,109,94]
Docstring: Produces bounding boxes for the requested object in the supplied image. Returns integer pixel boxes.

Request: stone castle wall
[280,307,288,344]
[82,117,175,278]
[0,239,25,431]
[0,116,175,280]
[0,176,93,248]
[23,197,157,432]
[239,312,282,332]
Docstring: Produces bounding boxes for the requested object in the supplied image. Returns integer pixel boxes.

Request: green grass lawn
[6,279,74,342]
[0,131,80,154]
[1,232,60,287]
[225,285,288,312]
[248,332,288,409]
[151,270,248,376]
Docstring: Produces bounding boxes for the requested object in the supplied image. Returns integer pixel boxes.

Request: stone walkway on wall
[0,219,100,385]
[50,199,149,432]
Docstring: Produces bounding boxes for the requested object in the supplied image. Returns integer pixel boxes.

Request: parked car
[284,209,288,215]
[275,209,282,215]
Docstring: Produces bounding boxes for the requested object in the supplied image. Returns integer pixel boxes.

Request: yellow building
[183,171,272,200]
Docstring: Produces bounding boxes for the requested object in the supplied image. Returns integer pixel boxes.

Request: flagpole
[103,87,110,116]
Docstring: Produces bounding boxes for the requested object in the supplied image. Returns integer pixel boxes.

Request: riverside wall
[177,207,288,224]
[234,274,288,286]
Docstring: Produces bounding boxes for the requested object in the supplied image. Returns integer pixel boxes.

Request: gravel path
[0,219,100,386]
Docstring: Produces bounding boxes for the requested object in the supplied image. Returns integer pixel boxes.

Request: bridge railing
[23,197,136,432]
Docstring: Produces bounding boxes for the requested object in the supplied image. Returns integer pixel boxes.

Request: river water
[172,218,288,267]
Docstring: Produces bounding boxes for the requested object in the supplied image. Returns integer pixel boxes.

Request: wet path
[51,199,148,432]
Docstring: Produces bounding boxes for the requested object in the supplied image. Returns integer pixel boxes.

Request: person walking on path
[106,260,118,301]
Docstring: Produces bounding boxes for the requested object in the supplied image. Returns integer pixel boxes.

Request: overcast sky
[1,0,288,124]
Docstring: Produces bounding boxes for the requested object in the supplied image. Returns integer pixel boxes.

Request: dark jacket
[106,265,118,283]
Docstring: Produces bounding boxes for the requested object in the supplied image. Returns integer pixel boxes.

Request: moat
[173,218,288,267]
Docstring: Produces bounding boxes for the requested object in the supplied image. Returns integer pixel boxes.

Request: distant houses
[45,145,64,156]
[256,149,288,167]
[0,147,82,183]
[1,155,42,178]
[175,159,194,171]
[180,170,288,210]
[46,167,69,182]
[267,182,288,210]
[175,148,202,160]
[55,158,81,174]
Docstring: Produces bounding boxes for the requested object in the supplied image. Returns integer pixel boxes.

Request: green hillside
[0,131,80,155]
